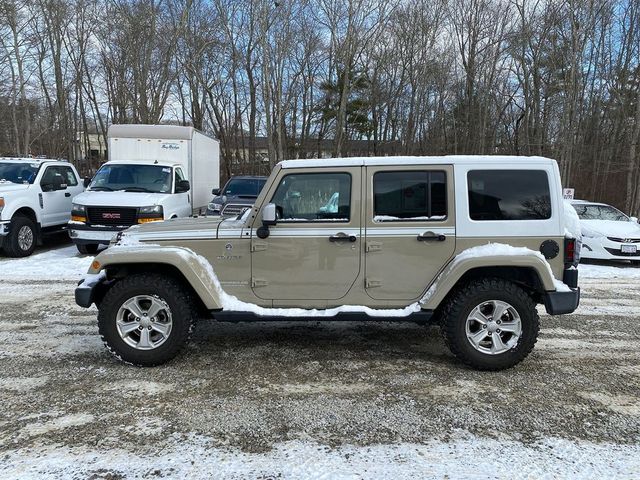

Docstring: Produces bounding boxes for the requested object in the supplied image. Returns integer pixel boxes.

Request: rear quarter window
[468,170,551,221]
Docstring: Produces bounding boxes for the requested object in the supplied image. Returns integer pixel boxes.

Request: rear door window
[468,170,551,220]
[373,171,447,221]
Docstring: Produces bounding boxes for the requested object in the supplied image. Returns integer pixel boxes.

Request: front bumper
[581,236,640,261]
[68,223,126,245]
[75,275,111,308]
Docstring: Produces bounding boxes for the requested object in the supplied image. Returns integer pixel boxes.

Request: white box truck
[68,124,219,254]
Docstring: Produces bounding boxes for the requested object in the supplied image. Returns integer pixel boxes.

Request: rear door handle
[417,231,446,242]
[329,232,357,243]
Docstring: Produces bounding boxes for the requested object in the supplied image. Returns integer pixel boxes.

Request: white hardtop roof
[0,157,67,163]
[107,124,217,141]
[279,155,556,169]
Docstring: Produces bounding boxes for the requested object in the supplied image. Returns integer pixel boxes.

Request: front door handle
[417,231,446,242]
[65,192,71,197]
[329,232,357,243]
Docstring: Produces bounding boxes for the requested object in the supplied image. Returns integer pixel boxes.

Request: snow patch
[1,435,638,479]
[0,376,48,392]
[21,413,95,437]
[0,246,93,280]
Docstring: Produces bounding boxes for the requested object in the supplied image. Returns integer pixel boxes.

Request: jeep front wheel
[440,278,539,371]
[98,274,196,366]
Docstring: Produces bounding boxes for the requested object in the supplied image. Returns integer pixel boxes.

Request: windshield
[89,164,173,193]
[223,178,266,197]
[573,204,628,221]
[0,162,39,184]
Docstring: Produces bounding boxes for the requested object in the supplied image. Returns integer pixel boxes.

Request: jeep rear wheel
[4,216,37,257]
[441,278,539,371]
[98,274,196,366]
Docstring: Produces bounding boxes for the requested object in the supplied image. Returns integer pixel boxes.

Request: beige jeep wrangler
[76,156,580,370]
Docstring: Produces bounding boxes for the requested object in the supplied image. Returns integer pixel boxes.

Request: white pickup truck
[0,158,85,257]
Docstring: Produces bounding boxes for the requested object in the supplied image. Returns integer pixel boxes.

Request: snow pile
[0,246,93,280]
[1,435,638,479]
[564,200,582,239]
[579,263,640,279]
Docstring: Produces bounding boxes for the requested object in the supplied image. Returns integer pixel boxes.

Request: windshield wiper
[123,187,153,192]
[89,186,113,191]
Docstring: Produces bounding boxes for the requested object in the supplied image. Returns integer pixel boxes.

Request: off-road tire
[440,278,539,371]
[98,273,197,366]
[77,243,99,255]
[4,216,37,257]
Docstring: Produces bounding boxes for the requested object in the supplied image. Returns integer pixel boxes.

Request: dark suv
[206,176,267,217]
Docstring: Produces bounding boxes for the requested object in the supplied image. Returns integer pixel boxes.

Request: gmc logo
[102,213,121,219]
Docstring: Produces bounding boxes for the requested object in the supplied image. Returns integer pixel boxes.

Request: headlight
[138,205,163,223]
[71,203,86,223]
[208,202,221,213]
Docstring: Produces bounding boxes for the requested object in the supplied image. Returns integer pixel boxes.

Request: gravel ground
[0,246,639,478]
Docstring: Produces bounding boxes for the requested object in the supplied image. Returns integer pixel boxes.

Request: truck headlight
[71,203,86,223]
[208,202,221,213]
[138,205,163,223]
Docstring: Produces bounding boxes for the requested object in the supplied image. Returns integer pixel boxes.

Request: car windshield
[573,204,628,221]
[0,162,40,184]
[89,164,172,193]
[223,178,266,197]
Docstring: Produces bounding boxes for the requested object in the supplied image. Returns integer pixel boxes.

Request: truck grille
[607,237,640,243]
[87,207,138,226]
[222,204,251,217]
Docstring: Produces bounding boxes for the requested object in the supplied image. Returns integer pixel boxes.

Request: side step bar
[211,310,434,323]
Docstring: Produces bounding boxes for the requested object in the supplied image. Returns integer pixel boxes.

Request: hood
[74,190,170,208]
[0,182,29,194]
[580,219,640,238]
[117,216,228,244]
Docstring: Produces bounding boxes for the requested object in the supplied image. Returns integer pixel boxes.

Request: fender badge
[225,243,233,250]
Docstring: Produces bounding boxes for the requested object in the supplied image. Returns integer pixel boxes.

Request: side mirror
[83,177,91,188]
[211,188,220,196]
[176,179,190,193]
[41,183,53,192]
[262,203,277,226]
[630,216,638,223]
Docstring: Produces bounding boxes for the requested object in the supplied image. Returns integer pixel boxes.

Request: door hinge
[366,241,382,252]
[365,278,382,288]
[251,278,268,288]
[251,242,268,252]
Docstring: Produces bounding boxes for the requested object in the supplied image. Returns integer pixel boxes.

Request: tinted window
[224,178,267,196]
[468,170,551,221]
[89,164,172,193]
[271,172,351,222]
[373,171,447,221]
[41,166,76,187]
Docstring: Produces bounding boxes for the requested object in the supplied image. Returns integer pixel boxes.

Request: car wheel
[98,273,197,366]
[4,216,37,257]
[440,278,539,371]
[77,243,99,255]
